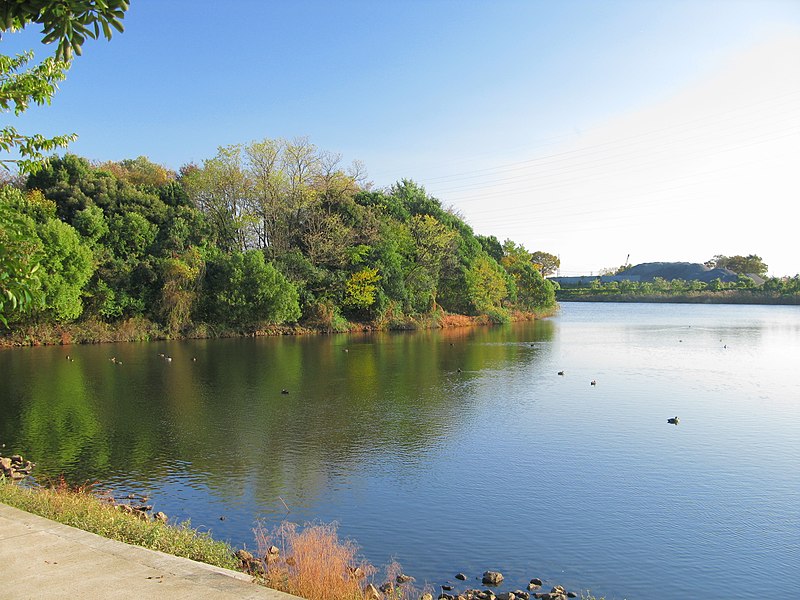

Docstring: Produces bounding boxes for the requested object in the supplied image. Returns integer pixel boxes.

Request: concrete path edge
[0,501,301,599]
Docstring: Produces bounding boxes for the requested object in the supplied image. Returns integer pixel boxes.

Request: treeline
[0,139,557,340]
[557,276,800,303]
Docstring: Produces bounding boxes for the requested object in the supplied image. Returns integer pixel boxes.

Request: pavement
[0,502,301,599]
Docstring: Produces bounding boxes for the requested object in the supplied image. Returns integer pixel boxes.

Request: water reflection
[0,321,555,514]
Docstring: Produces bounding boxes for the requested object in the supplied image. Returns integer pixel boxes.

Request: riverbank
[1,473,598,600]
[0,308,557,348]
[556,290,799,305]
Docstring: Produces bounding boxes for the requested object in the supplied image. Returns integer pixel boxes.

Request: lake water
[2,303,799,599]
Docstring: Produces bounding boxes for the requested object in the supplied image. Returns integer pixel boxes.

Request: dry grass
[254,521,425,600]
[255,521,374,600]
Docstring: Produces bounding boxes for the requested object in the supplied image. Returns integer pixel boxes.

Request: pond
[2,302,799,599]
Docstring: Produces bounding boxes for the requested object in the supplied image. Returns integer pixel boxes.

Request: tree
[707,254,768,277]
[0,1,128,171]
[0,195,44,324]
[529,251,560,276]
[182,145,251,253]
[343,267,381,310]
[464,254,510,315]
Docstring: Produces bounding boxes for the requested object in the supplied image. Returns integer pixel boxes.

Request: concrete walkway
[0,503,300,599]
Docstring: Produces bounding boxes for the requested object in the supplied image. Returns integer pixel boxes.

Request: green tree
[202,249,300,327]
[465,254,510,315]
[707,254,768,277]
[0,193,44,324]
[182,145,251,253]
[35,216,93,320]
[529,251,560,276]
[343,267,381,310]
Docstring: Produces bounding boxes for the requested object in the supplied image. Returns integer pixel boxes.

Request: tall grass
[254,521,426,600]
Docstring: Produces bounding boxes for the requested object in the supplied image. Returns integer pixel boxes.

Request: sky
[4,0,800,275]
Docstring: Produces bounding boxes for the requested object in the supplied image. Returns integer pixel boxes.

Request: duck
[667,416,680,425]
[590,380,597,386]
[281,389,289,395]
[557,371,565,376]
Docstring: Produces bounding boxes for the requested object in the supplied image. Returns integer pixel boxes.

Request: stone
[482,571,504,586]
[421,594,434,600]
[514,591,530,600]
[527,584,540,591]
[10,454,23,464]
[442,585,454,591]
[529,579,543,587]
[497,593,515,600]
[235,549,254,562]
[567,593,577,599]
[364,584,382,600]
[154,511,168,523]
[438,594,454,600]
[348,566,365,579]
[456,573,468,581]
[397,574,414,584]
[0,457,11,471]
[267,545,280,556]
[380,583,394,593]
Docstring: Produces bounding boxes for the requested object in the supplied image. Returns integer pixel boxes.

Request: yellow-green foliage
[343,267,381,309]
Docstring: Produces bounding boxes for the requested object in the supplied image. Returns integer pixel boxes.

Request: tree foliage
[2,139,562,336]
[705,254,768,277]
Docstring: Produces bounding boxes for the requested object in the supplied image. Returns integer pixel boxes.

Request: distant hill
[618,262,738,282]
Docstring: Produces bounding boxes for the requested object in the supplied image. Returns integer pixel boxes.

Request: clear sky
[5,0,800,275]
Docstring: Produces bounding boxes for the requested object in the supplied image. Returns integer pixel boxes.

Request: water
[2,303,799,599]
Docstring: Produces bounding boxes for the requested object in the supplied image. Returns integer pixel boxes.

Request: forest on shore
[0,142,558,345]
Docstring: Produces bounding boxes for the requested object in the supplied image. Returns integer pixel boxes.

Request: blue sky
[4,1,800,275]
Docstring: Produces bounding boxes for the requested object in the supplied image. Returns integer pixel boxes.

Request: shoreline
[0,308,558,349]
[556,291,799,305]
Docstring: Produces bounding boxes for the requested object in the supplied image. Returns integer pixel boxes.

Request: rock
[567,593,577,599]
[235,549,254,562]
[482,571,504,586]
[550,586,565,595]
[379,583,394,593]
[0,457,11,471]
[497,593,515,600]
[420,594,434,600]
[348,566,365,579]
[397,574,414,584]
[267,545,280,557]
[514,591,530,600]
[455,573,468,581]
[442,584,454,591]
[364,584,382,600]
[530,579,543,587]
[439,594,454,600]
[10,454,23,464]
[154,511,168,523]
[527,584,540,591]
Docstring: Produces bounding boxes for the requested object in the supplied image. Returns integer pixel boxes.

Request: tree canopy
[1,142,560,331]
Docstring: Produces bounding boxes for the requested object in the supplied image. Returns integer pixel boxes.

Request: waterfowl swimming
[281,389,289,395]
[667,416,680,425]
[590,380,597,386]
[558,371,565,376]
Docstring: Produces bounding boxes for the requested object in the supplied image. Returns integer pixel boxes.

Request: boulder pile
[362,570,581,600]
[0,454,34,480]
